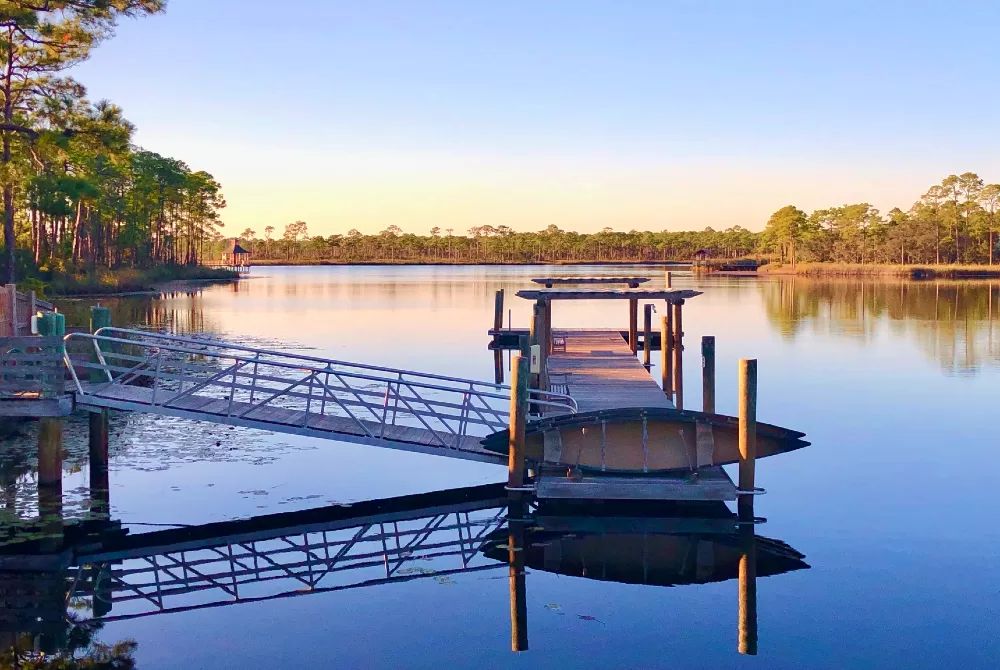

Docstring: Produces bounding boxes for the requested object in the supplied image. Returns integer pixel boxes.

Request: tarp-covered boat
[481,407,809,474]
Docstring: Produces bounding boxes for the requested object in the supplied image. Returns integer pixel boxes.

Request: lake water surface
[4,265,1000,668]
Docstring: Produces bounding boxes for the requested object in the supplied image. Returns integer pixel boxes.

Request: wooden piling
[659,315,672,398]
[529,303,542,389]
[738,359,757,523]
[37,417,62,487]
[539,299,551,390]
[493,289,505,334]
[672,300,684,409]
[89,409,110,519]
[508,493,529,652]
[629,298,638,354]
[738,523,758,655]
[702,336,716,414]
[642,304,653,367]
[665,271,672,289]
[508,355,529,489]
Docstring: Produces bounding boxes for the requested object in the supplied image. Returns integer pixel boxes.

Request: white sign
[530,345,541,373]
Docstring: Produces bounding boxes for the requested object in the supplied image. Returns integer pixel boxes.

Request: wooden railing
[0,284,55,337]
[0,337,66,398]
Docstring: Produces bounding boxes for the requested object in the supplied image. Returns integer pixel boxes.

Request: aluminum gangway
[63,328,576,464]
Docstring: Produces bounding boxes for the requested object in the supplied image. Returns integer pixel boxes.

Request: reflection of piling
[37,462,63,554]
[642,304,653,368]
[738,359,757,523]
[629,298,638,354]
[702,336,716,414]
[672,300,684,409]
[738,522,758,655]
[508,355,529,489]
[494,350,504,385]
[508,494,529,652]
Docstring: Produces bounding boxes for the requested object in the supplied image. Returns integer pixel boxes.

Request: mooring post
[702,336,716,414]
[659,315,672,398]
[738,522,759,655]
[642,304,653,368]
[672,300,684,409]
[665,271,672,289]
[37,417,63,488]
[89,409,110,519]
[539,299,550,390]
[629,298,638,354]
[493,289,505,338]
[529,303,542,390]
[508,354,529,489]
[508,493,529,652]
[738,359,757,523]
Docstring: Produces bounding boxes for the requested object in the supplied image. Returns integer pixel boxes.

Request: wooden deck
[538,329,737,501]
[546,329,674,412]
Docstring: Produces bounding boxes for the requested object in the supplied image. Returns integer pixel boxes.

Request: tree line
[1,1,228,284]
[762,173,1000,266]
[237,172,998,266]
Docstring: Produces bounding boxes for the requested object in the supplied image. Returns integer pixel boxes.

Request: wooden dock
[536,328,738,501]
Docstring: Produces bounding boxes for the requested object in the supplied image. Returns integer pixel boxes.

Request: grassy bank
[31,265,240,297]
[757,263,1000,279]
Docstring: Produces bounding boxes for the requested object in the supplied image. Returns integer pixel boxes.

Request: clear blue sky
[72,0,1000,236]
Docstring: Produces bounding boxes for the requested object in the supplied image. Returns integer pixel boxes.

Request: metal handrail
[63,330,578,449]
[86,327,577,411]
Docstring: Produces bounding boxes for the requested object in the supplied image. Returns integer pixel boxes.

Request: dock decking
[537,329,738,501]
[546,329,675,412]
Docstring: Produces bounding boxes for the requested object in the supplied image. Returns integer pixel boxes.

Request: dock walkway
[538,328,737,501]
[547,329,674,412]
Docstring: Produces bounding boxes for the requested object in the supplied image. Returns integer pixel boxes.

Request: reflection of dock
[0,484,806,658]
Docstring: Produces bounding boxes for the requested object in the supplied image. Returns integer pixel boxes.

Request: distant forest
[0,2,228,284]
[240,172,1000,266]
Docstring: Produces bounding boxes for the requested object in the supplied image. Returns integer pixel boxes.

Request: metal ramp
[63,328,576,464]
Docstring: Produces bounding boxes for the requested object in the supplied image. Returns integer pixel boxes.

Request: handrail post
[149,351,163,405]
[304,372,315,427]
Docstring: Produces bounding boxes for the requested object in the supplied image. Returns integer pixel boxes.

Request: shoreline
[248,259,693,267]
[758,263,1000,279]
[43,266,241,299]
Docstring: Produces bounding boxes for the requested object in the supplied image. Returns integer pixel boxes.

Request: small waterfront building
[223,239,251,269]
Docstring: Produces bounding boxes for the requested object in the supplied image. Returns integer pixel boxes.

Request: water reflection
[0,484,806,659]
[760,278,1000,374]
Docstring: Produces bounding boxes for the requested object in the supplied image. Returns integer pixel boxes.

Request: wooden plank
[515,289,701,301]
[536,466,737,501]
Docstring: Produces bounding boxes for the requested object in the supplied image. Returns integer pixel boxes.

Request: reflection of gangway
[63,328,577,464]
[70,484,509,622]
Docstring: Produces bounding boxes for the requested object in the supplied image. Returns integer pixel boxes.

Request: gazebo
[223,239,251,269]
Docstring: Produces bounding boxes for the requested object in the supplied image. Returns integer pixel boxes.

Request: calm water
[3,265,1000,668]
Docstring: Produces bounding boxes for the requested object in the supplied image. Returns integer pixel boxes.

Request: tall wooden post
[672,300,684,409]
[738,522,758,655]
[665,271,672,289]
[738,359,757,523]
[493,289,505,334]
[529,303,542,390]
[508,355,529,489]
[629,298,638,354]
[702,336,716,414]
[508,493,529,652]
[659,315,672,398]
[539,299,550,391]
[642,304,653,368]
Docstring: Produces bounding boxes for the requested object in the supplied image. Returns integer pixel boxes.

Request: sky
[71,0,1000,237]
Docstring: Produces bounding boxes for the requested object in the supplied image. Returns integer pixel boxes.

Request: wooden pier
[536,327,739,501]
